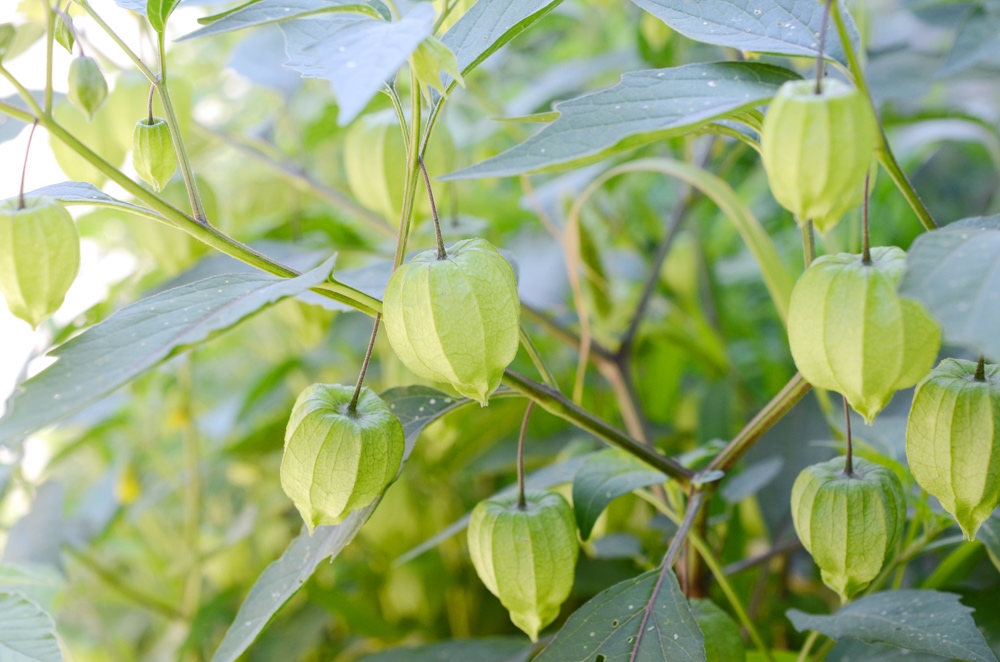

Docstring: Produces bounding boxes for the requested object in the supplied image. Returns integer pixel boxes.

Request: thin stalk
[796,631,823,662]
[74,0,158,83]
[813,0,834,94]
[516,402,534,509]
[519,326,559,389]
[843,396,854,476]
[418,156,446,259]
[800,219,815,268]
[502,370,693,485]
[0,100,36,124]
[862,171,872,264]
[18,121,39,210]
[0,66,44,116]
[43,0,55,113]
[385,83,410,147]
[393,69,423,268]
[976,355,986,382]
[349,314,382,414]
[146,84,155,125]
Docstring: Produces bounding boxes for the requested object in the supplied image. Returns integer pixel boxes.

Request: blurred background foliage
[2,0,1000,659]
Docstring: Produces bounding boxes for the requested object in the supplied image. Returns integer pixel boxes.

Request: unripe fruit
[467,491,578,641]
[67,56,108,119]
[280,384,404,532]
[132,116,177,192]
[791,457,906,601]
[787,247,940,423]
[382,238,520,405]
[690,598,746,662]
[0,196,80,328]
[761,79,878,231]
[906,359,1000,540]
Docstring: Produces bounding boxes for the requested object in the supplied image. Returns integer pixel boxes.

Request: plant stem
[18,121,38,210]
[707,373,812,472]
[800,219,815,269]
[519,326,559,389]
[516,402,534,509]
[64,545,184,619]
[349,314,382,414]
[43,0,55,113]
[813,0,834,94]
[146,83,155,125]
[393,69,423,269]
[0,66,44,116]
[74,0,157,82]
[843,395,854,476]
[0,100,35,124]
[502,370,693,485]
[418,156,446,260]
[976,355,986,382]
[796,630,823,662]
[862,171,871,264]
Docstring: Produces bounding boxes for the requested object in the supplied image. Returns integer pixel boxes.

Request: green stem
[519,326,558,389]
[0,100,36,124]
[796,630,823,662]
[0,67,44,116]
[43,0,55,114]
[830,2,936,231]
[501,370,693,485]
[516,402,534,509]
[800,219,815,269]
[976,355,986,382]
[349,314,382,413]
[74,0,157,82]
[393,70,423,268]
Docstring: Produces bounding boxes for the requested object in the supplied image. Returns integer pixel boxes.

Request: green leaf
[146,0,181,32]
[534,567,707,661]
[53,13,75,53]
[0,257,336,447]
[976,510,1000,573]
[0,23,18,61]
[280,6,436,125]
[178,0,389,40]
[360,637,533,661]
[0,593,62,662]
[0,566,63,613]
[443,62,798,179]
[786,590,997,662]
[899,216,1000,361]
[210,387,465,662]
[113,0,148,15]
[16,182,163,223]
[410,36,463,95]
[630,0,860,65]
[441,0,564,83]
[941,6,1000,76]
[572,449,667,540]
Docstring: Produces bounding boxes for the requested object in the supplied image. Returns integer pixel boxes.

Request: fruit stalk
[349,314,383,414]
[17,121,38,210]
[517,402,534,509]
[418,155,446,260]
[813,0,834,94]
[843,395,854,476]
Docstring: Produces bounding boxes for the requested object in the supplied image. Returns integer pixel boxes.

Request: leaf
[975,510,1000,573]
[0,257,336,447]
[146,0,181,32]
[941,7,1000,76]
[0,566,63,614]
[441,0,564,82]
[0,23,17,61]
[360,637,534,662]
[534,567,707,661]
[15,182,163,222]
[899,216,1000,362]
[443,62,798,179]
[53,13,75,53]
[112,0,148,15]
[786,590,997,662]
[210,387,465,662]
[394,453,591,566]
[280,5,436,125]
[572,449,668,540]
[630,0,860,65]
[178,0,388,40]
[0,593,62,662]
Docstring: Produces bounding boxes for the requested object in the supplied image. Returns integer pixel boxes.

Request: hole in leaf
[596,656,606,662]
[611,619,619,627]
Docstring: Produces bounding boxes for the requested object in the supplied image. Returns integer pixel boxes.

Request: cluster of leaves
[1,0,1000,660]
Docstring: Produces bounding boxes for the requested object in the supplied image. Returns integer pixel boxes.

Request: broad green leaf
[178,0,389,40]
[360,637,533,662]
[941,6,1000,76]
[0,593,62,662]
[977,510,1000,573]
[572,449,667,540]
[443,62,798,179]
[534,567,707,661]
[15,182,164,223]
[211,387,464,662]
[0,24,16,61]
[899,216,1000,361]
[828,639,953,661]
[281,5,436,125]
[0,258,336,447]
[0,566,63,613]
[441,0,564,83]
[786,590,997,662]
[631,0,860,65]
[146,0,181,32]
[394,453,591,566]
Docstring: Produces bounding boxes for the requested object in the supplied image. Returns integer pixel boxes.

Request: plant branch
[74,0,157,82]
[0,100,36,124]
[43,0,55,113]
[519,326,559,390]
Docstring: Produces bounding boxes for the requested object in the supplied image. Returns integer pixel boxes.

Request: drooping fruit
[760,78,878,231]
[0,196,80,328]
[382,238,520,405]
[132,116,177,192]
[280,384,405,533]
[787,246,940,423]
[906,358,1000,540]
[791,457,906,601]
[67,56,108,119]
[467,491,578,641]
[690,598,746,662]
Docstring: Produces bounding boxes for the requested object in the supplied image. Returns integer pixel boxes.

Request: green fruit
[906,359,1000,540]
[382,238,520,405]
[787,246,940,423]
[761,79,878,231]
[467,491,578,641]
[67,56,107,119]
[0,196,80,328]
[690,598,746,662]
[791,457,906,601]
[132,116,177,192]
[280,384,405,532]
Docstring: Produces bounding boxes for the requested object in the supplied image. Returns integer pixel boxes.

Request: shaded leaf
[899,216,1000,362]
[281,5,436,125]
[0,593,62,662]
[534,567,707,661]
[147,0,182,32]
[630,0,860,64]
[13,182,163,222]
[941,6,1000,76]
[786,590,996,662]
[0,258,336,447]
[572,449,667,540]
[976,510,1000,573]
[179,0,388,40]
[211,387,465,662]
[444,62,798,179]
[360,637,533,662]
[827,639,948,661]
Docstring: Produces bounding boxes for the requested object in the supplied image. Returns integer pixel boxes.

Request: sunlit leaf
[0,593,62,662]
